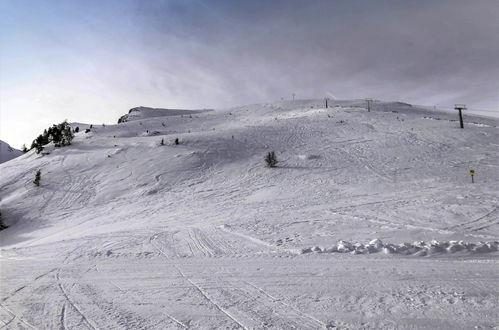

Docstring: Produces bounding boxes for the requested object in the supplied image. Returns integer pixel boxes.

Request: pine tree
[174,138,179,145]
[265,151,278,168]
[30,121,74,154]
[33,170,41,186]
[61,122,74,146]
[31,135,45,154]
[0,211,7,230]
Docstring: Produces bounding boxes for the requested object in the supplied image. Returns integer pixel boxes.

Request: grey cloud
[125,0,498,110]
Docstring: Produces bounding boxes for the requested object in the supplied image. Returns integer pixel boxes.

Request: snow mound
[0,140,22,163]
[118,106,211,123]
[297,154,321,160]
[300,239,499,256]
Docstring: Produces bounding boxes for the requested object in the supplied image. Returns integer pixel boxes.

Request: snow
[0,140,22,164]
[119,106,211,123]
[299,239,499,256]
[0,100,498,329]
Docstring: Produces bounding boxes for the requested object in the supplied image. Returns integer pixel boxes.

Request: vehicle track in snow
[93,263,189,329]
[149,230,329,329]
[242,280,327,329]
[55,269,97,330]
[149,234,249,329]
[1,268,57,305]
[0,302,38,330]
[150,226,275,258]
[338,145,394,183]
[446,206,499,233]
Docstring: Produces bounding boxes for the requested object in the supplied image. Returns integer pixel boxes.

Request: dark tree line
[0,211,7,230]
[30,121,74,154]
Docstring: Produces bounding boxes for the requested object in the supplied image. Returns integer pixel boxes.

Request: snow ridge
[118,106,211,123]
[301,239,499,256]
[0,140,22,164]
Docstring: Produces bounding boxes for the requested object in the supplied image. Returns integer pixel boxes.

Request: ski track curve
[149,230,329,330]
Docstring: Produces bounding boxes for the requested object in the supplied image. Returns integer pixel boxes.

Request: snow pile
[297,154,321,160]
[0,140,22,163]
[118,106,210,123]
[300,239,499,256]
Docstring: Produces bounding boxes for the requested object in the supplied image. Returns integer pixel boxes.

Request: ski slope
[0,99,498,329]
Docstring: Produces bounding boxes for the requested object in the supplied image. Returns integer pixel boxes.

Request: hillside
[0,99,498,329]
[118,106,211,123]
[0,140,22,164]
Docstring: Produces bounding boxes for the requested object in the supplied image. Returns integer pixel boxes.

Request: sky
[1,0,498,148]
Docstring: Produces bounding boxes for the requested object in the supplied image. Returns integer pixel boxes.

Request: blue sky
[1,0,498,148]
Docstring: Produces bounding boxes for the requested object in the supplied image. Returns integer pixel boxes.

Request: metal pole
[470,169,475,183]
[455,104,466,129]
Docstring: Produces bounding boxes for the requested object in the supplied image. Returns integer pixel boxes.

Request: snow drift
[300,239,499,256]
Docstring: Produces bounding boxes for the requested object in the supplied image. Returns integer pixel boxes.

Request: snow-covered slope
[0,99,498,329]
[118,106,211,123]
[0,140,22,164]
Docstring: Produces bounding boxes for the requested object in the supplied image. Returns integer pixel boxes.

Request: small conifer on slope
[33,170,41,186]
[265,151,278,168]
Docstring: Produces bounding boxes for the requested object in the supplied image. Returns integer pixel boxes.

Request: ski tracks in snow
[92,264,189,329]
[149,226,329,329]
[55,268,97,330]
[0,302,38,330]
[446,206,499,233]
[54,245,99,330]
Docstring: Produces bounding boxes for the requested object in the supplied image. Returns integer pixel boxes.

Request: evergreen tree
[0,211,7,230]
[160,138,164,146]
[174,138,179,145]
[60,122,74,146]
[265,151,278,168]
[33,170,41,186]
[31,135,45,154]
[30,121,74,154]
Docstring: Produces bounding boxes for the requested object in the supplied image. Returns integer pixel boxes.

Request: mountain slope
[0,100,498,329]
[118,106,211,123]
[0,140,22,164]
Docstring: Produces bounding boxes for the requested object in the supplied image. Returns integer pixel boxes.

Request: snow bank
[300,239,499,256]
[297,154,321,160]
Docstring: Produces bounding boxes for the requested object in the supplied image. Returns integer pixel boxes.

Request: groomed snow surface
[1,100,498,329]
